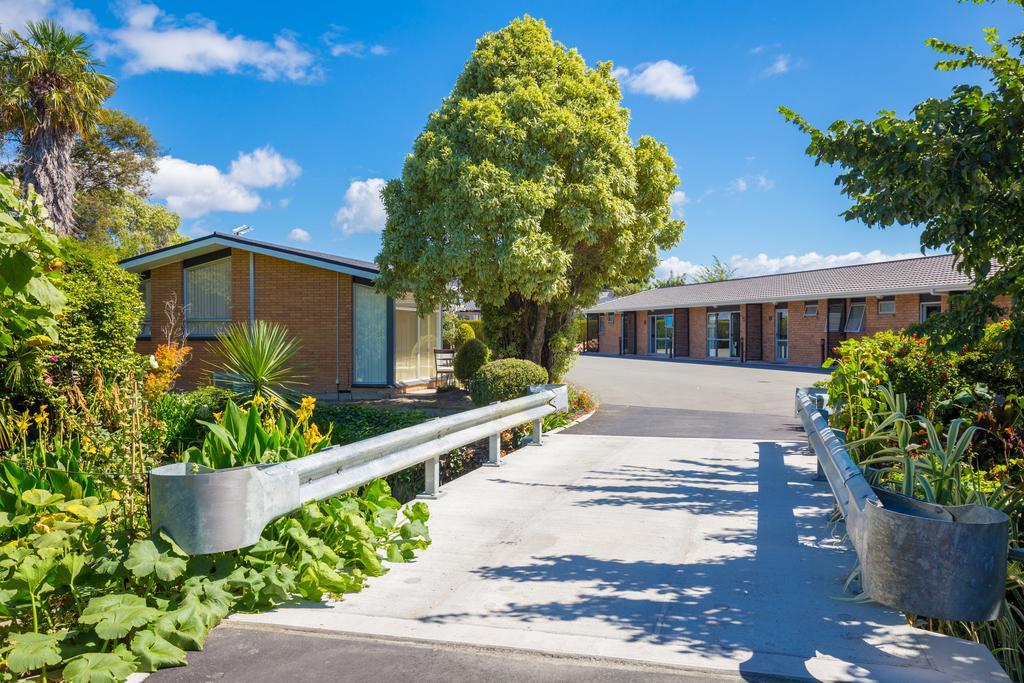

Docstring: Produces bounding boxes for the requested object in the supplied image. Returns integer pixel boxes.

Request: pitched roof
[587,254,971,313]
[119,232,379,278]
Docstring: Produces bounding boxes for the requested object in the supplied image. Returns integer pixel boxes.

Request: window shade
[185,258,231,337]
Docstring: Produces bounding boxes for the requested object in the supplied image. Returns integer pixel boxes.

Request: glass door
[648,314,674,355]
[775,308,789,362]
[707,311,739,358]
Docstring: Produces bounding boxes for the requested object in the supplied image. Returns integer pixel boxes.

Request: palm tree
[0,20,113,236]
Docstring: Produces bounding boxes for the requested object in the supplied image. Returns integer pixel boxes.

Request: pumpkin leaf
[79,593,159,640]
[4,630,66,674]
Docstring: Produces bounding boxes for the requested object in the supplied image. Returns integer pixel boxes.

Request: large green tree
[780,9,1024,355]
[376,17,684,377]
[0,20,113,236]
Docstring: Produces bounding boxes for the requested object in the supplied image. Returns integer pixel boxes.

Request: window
[828,302,843,332]
[184,257,231,337]
[598,315,604,333]
[394,299,439,383]
[139,278,152,338]
[845,302,866,333]
[803,302,818,317]
[920,302,942,323]
[878,298,896,315]
[607,312,615,325]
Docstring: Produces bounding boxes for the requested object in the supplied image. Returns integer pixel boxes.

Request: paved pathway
[151,359,1006,682]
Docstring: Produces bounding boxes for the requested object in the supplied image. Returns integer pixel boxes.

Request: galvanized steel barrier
[150,384,569,555]
[795,387,1008,621]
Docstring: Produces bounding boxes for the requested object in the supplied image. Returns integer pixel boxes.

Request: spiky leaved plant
[212,321,305,410]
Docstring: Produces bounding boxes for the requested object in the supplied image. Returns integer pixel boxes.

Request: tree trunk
[23,126,77,237]
[527,302,548,365]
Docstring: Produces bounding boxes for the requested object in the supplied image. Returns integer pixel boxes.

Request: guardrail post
[486,433,500,466]
[531,418,543,446]
[420,456,441,498]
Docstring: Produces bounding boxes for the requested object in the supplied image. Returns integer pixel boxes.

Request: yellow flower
[295,396,316,422]
[103,446,112,456]
[250,394,265,407]
[304,423,323,449]
[16,411,30,433]
[213,411,223,422]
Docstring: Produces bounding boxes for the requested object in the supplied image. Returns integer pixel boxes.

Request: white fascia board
[585,284,969,314]
[120,236,378,280]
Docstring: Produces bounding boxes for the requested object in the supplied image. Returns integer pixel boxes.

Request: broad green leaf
[79,593,159,640]
[124,540,186,581]
[62,649,138,683]
[4,630,66,674]
[131,629,187,672]
[21,489,64,507]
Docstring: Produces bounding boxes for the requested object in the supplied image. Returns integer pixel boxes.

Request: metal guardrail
[150,384,569,555]
[795,387,1008,622]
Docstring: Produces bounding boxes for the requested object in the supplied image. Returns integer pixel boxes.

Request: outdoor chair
[434,348,456,387]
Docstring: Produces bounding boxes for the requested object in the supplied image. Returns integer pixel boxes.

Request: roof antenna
[232,224,253,236]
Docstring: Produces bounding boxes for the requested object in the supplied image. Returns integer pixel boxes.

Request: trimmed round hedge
[453,321,475,348]
[469,358,549,406]
[453,338,490,382]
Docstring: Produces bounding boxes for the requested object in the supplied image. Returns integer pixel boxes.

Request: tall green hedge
[52,240,144,384]
[454,338,490,382]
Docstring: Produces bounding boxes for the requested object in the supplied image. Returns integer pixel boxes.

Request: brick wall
[787,300,827,366]
[689,307,707,359]
[745,304,762,360]
[135,249,355,395]
[762,305,775,362]
[635,310,649,355]
[598,312,620,353]
[250,252,352,394]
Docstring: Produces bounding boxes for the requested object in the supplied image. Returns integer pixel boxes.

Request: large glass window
[139,278,152,338]
[394,298,439,382]
[920,301,942,323]
[354,284,388,384]
[184,257,231,337]
[776,308,789,361]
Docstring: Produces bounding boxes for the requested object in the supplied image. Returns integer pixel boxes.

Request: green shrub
[154,386,236,453]
[464,319,485,343]
[454,338,490,383]
[314,403,432,446]
[442,312,460,347]
[953,321,1022,396]
[52,240,144,386]
[453,322,475,348]
[469,358,549,406]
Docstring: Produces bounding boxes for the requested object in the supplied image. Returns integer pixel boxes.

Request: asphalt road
[564,354,824,439]
[565,354,827,418]
[150,624,754,682]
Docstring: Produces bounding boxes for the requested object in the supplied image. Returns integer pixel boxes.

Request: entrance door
[707,311,740,359]
[622,312,637,354]
[775,308,789,362]
[648,313,674,355]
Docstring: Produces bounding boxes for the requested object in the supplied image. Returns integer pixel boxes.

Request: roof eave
[119,234,379,279]
[584,283,969,314]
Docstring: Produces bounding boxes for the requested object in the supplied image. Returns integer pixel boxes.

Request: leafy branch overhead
[780,15,1024,353]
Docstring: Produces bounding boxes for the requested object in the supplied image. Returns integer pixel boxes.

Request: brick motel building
[583,255,1004,367]
[120,232,441,397]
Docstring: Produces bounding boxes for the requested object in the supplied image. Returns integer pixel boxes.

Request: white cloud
[329,40,389,57]
[669,190,688,219]
[729,173,774,193]
[760,53,792,78]
[657,249,923,281]
[229,146,301,188]
[0,0,96,33]
[149,156,261,218]
[287,228,310,242]
[754,173,774,190]
[613,60,698,101]
[333,178,387,235]
[749,45,765,55]
[730,177,748,193]
[110,3,318,81]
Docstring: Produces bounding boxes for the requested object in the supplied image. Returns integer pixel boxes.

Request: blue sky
[6,1,1023,277]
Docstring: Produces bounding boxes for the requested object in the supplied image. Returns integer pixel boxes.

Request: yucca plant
[212,321,305,409]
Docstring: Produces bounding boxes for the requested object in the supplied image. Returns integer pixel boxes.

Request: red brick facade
[136,248,357,395]
[594,293,977,367]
